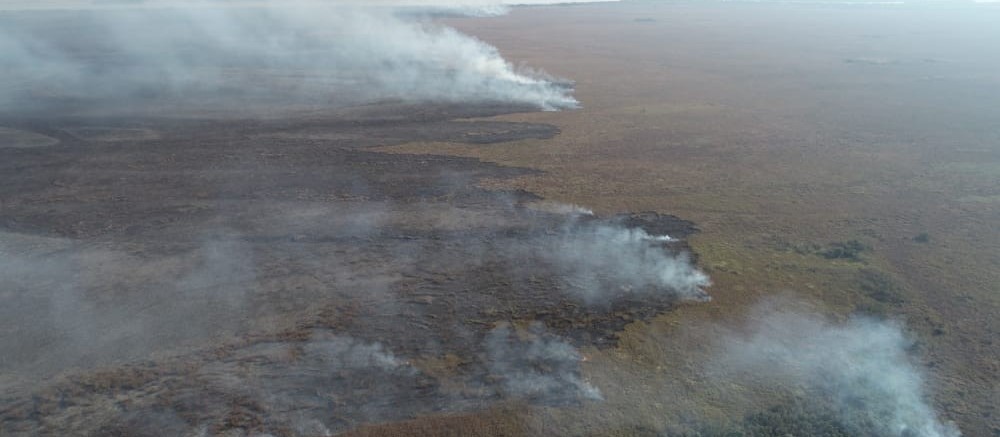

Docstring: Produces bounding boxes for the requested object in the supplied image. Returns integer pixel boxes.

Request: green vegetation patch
[819,240,870,261]
[857,268,905,305]
[768,237,871,262]
[666,401,861,437]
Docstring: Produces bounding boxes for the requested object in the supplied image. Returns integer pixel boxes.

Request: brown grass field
[376,3,999,435]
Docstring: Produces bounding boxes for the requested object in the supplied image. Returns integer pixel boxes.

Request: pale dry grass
[377,3,1000,435]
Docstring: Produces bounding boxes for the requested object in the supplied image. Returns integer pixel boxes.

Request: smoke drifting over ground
[0,96,709,434]
[0,233,261,389]
[486,322,602,403]
[713,301,960,437]
[0,0,584,116]
[536,214,711,304]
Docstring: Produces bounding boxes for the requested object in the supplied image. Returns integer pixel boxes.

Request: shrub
[857,268,905,305]
[820,240,869,261]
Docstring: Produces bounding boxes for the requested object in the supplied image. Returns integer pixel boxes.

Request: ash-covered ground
[0,102,708,436]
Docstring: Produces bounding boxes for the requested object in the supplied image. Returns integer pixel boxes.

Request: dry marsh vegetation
[379,3,999,435]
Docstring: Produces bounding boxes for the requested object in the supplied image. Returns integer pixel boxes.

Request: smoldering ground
[485,322,602,404]
[0,233,257,388]
[0,204,708,435]
[0,95,708,435]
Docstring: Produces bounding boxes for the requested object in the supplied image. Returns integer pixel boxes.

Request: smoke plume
[194,330,421,435]
[485,322,602,403]
[0,0,590,115]
[534,211,711,305]
[714,301,961,437]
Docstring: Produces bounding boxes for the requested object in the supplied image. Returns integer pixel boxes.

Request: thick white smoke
[0,0,589,113]
[337,8,579,110]
[715,302,961,437]
[541,220,711,304]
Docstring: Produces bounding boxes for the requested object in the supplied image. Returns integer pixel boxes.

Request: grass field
[376,3,1000,435]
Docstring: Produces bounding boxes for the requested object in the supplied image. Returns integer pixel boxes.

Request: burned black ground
[0,103,701,436]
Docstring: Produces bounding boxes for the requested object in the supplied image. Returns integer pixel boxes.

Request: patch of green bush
[853,301,889,319]
[666,401,862,437]
[820,240,869,261]
[857,268,905,305]
[742,404,853,437]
